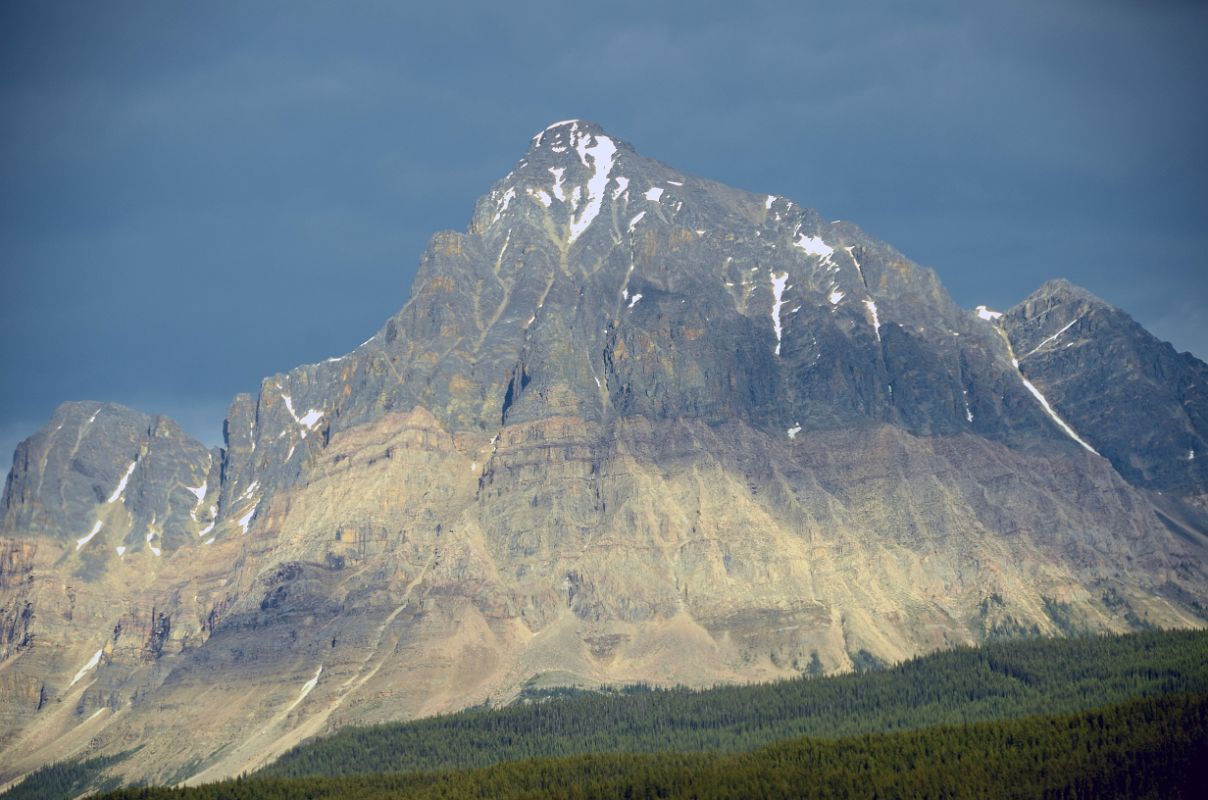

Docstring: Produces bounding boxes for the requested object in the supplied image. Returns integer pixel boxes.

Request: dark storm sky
[2,0,1206,460]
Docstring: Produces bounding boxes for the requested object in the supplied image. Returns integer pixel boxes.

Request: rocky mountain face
[2,120,1206,789]
[1000,279,1207,496]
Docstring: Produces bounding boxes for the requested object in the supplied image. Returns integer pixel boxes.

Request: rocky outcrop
[0,120,1205,790]
[1,401,218,556]
[1000,279,1208,495]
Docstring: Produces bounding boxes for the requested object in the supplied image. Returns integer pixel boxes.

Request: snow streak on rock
[568,132,617,243]
[770,271,790,356]
[68,649,103,688]
[76,520,103,551]
[107,461,137,504]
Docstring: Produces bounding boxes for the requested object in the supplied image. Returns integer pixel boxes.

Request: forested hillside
[264,629,1208,778]
[96,693,1208,799]
[8,629,1206,799]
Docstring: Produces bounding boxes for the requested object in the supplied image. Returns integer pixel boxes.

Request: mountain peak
[1026,278,1111,309]
[531,118,609,144]
[526,119,635,166]
[472,120,647,242]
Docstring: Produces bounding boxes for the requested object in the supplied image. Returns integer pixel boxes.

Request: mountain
[2,120,1206,789]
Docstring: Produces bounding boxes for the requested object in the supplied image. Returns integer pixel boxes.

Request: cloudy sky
[2,0,1205,460]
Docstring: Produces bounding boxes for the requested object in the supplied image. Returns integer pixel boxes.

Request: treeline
[7,629,1206,799]
[261,628,1208,779]
[95,692,1208,799]
[0,751,129,800]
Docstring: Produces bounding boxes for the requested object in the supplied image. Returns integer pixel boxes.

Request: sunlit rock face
[2,120,1205,789]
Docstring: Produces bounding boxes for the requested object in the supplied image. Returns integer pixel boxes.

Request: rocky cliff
[2,120,1205,789]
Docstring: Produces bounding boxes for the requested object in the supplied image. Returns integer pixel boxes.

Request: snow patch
[531,188,552,207]
[237,504,257,534]
[863,299,882,341]
[644,187,663,202]
[770,271,790,356]
[793,233,834,260]
[498,230,512,264]
[106,461,137,504]
[1019,376,1098,454]
[284,665,323,715]
[491,187,516,224]
[787,425,802,439]
[186,481,207,504]
[297,409,323,429]
[1021,317,1080,359]
[627,211,646,232]
[765,195,777,209]
[975,305,1003,321]
[283,394,323,433]
[845,246,866,285]
[198,521,215,538]
[828,290,845,305]
[549,167,566,201]
[76,520,103,551]
[612,176,629,199]
[188,480,209,522]
[667,180,683,186]
[68,649,104,688]
[628,293,643,309]
[116,545,126,556]
[541,119,581,133]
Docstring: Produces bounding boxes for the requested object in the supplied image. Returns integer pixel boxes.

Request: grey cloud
[1,0,1205,454]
